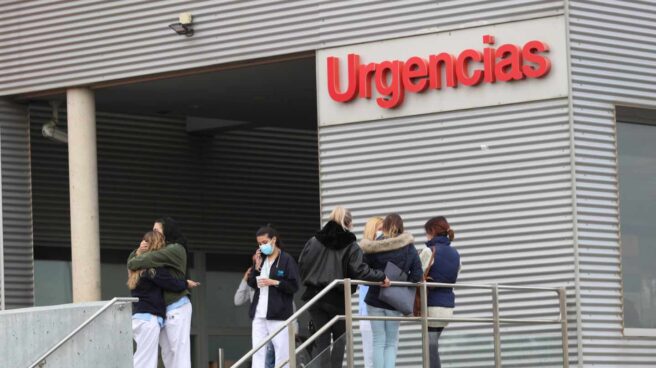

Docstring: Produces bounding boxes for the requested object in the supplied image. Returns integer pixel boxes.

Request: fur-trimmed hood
[359,232,414,254]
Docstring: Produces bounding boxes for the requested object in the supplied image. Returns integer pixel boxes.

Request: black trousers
[308,301,346,368]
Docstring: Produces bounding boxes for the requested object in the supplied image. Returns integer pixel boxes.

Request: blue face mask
[260,243,274,256]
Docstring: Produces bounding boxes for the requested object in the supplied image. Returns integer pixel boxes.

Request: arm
[275,257,300,295]
[297,239,313,282]
[346,246,386,282]
[149,268,187,292]
[127,249,137,263]
[127,244,186,273]
[407,246,424,283]
[247,266,259,289]
[234,279,252,306]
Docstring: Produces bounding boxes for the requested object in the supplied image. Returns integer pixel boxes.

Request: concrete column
[67,88,101,302]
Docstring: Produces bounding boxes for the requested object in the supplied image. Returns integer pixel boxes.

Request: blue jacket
[426,236,460,308]
[361,233,423,311]
[248,250,300,320]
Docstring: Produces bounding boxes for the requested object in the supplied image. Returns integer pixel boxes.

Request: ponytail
[446,227,455,241]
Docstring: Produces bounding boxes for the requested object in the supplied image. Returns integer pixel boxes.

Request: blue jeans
[367,305,402,368]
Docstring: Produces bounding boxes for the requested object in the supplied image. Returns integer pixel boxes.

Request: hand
[381,277,391,288]
[257,278,279,288]
[244,267,252,281]
[136,240,149,255]
[187,280,201,289]
[253,249,262,270]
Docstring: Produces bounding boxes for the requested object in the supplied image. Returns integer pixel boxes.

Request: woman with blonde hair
[361,213,423,368]
[299,206,390,368]
[358,217,383,368]
[128,231,196,368]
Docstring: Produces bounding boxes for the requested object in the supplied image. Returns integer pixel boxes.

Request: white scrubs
[251,258,290,368]
[160,297,193,368]
[132,313,164,368]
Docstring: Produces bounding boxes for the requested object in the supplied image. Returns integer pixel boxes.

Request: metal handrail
[230,279,569,368]
[28,297,138,368]
[230,279,342,368]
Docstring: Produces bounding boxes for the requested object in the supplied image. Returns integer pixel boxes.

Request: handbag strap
[423,246,437,280]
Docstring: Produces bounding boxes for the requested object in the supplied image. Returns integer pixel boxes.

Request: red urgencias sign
[326,35,551,109]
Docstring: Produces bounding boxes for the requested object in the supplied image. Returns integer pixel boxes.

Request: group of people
[125,207,460,368]
[241,206,460,368]
[126,217,199,368]
[356,213,461,368]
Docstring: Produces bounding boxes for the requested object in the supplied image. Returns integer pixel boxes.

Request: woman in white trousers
[247,225,300,368]
[128,231,197,368]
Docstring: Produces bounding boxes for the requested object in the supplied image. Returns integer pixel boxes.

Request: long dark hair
[155,216,188,248]
[382,213,404,238]
[256,224,283,249]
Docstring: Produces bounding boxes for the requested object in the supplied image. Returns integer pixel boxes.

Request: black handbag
[378,261,417,315]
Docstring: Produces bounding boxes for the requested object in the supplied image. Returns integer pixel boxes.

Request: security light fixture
[170,12,194,37]
[42,100,68,144]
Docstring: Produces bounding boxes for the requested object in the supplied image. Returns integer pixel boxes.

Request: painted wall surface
[317,16,569,126]
[319,98,577,367]
[0,98,33,309]
[0,0,565,96]
[568,0,656,366]
[0,300,133,368]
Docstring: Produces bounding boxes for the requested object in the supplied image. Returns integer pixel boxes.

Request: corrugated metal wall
[0,98,34,309]
[319,98,577,367]
[29,106,319,256]
[568,0,656,365]
[0,0,565,96]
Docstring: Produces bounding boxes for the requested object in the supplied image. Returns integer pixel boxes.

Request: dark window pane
[618,121,656,329]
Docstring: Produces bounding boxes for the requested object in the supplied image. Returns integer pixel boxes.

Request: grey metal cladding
[0,98,34,309]
[0,0,564,96]
[29,106,319,256]
[569,0,656,365]
[319,98,577,367]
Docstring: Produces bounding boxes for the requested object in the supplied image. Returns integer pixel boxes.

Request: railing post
[559,288,570,368]
[492,284,502,368]
[421,282,430,368]
[343,278,354,368]
[218,348,224,368]
[288,322,297,368]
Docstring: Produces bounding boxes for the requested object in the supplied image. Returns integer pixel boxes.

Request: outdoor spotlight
[170,12,194,36]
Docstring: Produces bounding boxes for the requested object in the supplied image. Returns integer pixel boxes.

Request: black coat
[131,267,187,318]
[247,250,299,320]
[299,221,386,305]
